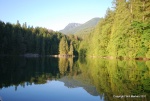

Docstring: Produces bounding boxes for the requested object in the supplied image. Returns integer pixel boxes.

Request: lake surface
[0,57,149,101]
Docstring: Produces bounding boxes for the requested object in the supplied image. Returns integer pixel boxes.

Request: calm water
[0,57,149,101]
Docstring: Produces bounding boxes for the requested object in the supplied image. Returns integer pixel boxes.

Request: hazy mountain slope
[74,17,100,33]
[60,17,100,35]
[59,23,81,34]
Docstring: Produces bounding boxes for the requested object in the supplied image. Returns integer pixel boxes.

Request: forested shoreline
[1,0,150,60]
[0,20,80,56]
[79,0,150,60]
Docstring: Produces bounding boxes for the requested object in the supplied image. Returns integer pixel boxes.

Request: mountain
[60,17,100,35]
[59,23,81,34]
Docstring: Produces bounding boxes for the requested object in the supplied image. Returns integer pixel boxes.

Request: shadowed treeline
[0,21,80,56]
[0,57,60,88]
[0,21,63,55]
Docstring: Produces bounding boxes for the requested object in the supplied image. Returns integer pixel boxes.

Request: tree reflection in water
[0,56,149,101]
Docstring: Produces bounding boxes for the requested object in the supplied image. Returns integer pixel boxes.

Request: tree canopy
[78,0,150,59]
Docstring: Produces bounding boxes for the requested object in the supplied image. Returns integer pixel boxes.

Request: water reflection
[80,58,150,101]
[0,57,59,88]
[0,57,150,101]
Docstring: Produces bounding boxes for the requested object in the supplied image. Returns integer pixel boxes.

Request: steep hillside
[79,0,150,59]
[59,23,81,34]
[60,18,100,36]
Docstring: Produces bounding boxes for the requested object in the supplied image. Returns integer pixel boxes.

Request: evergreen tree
[41,37,45,55]
[78,0,150,59]
[0,20,67,56]
[69,42,73,56]
[59,37,69,55]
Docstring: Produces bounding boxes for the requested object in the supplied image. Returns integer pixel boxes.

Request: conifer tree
[59,37,69,55]
[69,42,73,56]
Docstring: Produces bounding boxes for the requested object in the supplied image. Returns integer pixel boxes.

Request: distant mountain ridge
[64,23,81,30]
[59,23,81,34]
[59,17,100,35]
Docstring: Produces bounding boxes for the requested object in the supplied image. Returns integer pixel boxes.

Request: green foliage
[0,20,64,55]
[78,36,89,57]
[0,20,81,56]
[79,0,150,59]
[79,48,87,57]
[131,21,150,34]
[59,37,69,55]
[60,18,100,35]
[1,0,150,58]
[69,42,74,55]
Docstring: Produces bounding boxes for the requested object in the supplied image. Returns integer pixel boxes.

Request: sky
[0,0,112,31]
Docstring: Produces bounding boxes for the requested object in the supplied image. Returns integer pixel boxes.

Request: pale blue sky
[0,0,112,31]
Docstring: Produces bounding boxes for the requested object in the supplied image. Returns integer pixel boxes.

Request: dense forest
[0,20,80,56]
[1,0,150,101]
[79,0,150,59]
[0,0,150,59]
